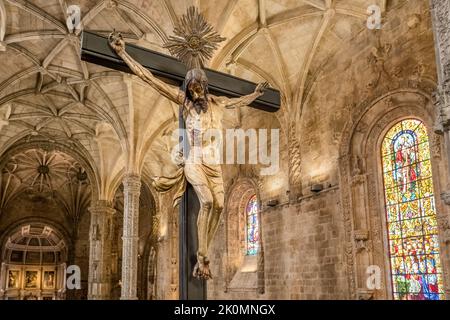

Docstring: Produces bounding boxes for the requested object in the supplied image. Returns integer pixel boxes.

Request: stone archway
[208,177,265,298]
[0,220,70,300]
[338,89,450,299]
[0,143,95,300]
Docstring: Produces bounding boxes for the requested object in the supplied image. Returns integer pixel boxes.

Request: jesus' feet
[193,256,212,280]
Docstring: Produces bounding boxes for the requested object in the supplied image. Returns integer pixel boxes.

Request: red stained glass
[382,119,444,300]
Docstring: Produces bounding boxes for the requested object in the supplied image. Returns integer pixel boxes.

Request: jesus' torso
[183,96,224,164]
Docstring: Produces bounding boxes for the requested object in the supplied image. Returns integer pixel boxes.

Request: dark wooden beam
[178,112,206,300]
[80,31,281,112]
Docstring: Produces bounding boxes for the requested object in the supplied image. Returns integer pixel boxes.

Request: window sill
[227,255,258,292]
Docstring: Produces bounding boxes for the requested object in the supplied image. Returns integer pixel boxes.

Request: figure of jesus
[108,32,268,280]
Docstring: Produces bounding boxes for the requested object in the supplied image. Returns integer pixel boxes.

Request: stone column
[120,174,141,300]
[88,201,115,300]
[431,0,450,132]
[0,263,6,299]
[431,0,450,298]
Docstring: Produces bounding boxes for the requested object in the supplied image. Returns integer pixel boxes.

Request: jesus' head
[185,68,209,114]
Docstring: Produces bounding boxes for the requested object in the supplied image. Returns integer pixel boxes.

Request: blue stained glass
[246,195,259,255]
[382,119,444,300]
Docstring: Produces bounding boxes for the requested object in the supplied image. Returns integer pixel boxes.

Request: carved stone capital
[89,200,116,216]
[437,213,450,243]
[123,174,142,194]
[444,229,450,244]
[433,85,450,133]
[356,289,374,300]
[354,229,369,241]
[351,174,366,185]
[440,191,450,206]
[430,0,450,132]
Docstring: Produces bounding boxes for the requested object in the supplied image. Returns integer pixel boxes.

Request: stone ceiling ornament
[163,6,226,69]
[0,149,91,223]
[76,168,88,181]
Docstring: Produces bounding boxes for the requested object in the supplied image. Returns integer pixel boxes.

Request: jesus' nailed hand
[108,31,269,280]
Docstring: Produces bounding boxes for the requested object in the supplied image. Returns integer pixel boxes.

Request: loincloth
[152,162,223,207]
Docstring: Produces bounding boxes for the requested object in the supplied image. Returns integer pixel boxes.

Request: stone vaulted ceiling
[0,0,391,201]
[0,148,91,225]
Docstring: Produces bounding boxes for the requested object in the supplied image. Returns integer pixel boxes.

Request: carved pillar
[431,0,450,297]
[0,262,6,299]
[338,154,357,299]
[350,171,375,300]
[56,263,66,300]
[169,209,178,299]
[120,174,141,300]
[288,122,302,199]
[88,201,115,300]
[431,0,450,132]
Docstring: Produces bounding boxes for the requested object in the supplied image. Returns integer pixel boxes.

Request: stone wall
[261,189,347,299]
[206,0,450,300]
[208,185,347,300]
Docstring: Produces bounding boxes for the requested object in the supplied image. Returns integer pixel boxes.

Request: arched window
[246,195,259,255]
[382,119,444,300]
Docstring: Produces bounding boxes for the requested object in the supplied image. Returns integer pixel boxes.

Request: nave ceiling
[0,0,402,200]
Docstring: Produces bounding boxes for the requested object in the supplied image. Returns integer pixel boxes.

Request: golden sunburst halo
[164,6,226,69]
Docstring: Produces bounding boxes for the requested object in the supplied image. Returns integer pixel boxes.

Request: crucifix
[81,7,280,300]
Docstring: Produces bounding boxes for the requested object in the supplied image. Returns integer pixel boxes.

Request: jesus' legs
[207,189,224,246]
[184,161,224,280]
[191,183,214,279]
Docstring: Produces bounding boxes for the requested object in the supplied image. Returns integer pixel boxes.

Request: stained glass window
[246,195,259,255]
[382,119,444,300]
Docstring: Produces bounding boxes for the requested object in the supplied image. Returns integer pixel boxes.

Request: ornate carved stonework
[339,85,434,159]
[441,191,450,206]
[339,91,438,300]
[88,201,116,300]
[337,154,357,298]
[351,155,364,176]
[431,134,442,158]
[288,123,302,192]
[440,217,450,244]
[433,83,450,133]
[106,0,118,9]
[121,174,141,300]
[354,229,370,252]
[366,41,392,90]
[356,289,374,300]
[430,0,450,133]
[351,174,366,186]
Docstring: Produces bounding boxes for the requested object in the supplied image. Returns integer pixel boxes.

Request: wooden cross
[81,31,281,300]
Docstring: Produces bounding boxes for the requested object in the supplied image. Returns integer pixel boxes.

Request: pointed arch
[381,119,444,300]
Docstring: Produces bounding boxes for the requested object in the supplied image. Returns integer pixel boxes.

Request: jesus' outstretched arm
[108,31,184,105]
[218,81,270,109]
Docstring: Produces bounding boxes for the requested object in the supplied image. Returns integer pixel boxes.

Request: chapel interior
[0,0,449,300]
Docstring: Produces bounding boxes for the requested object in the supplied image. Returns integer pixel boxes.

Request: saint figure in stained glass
[382,119,444,300]
[246,195,259,255]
